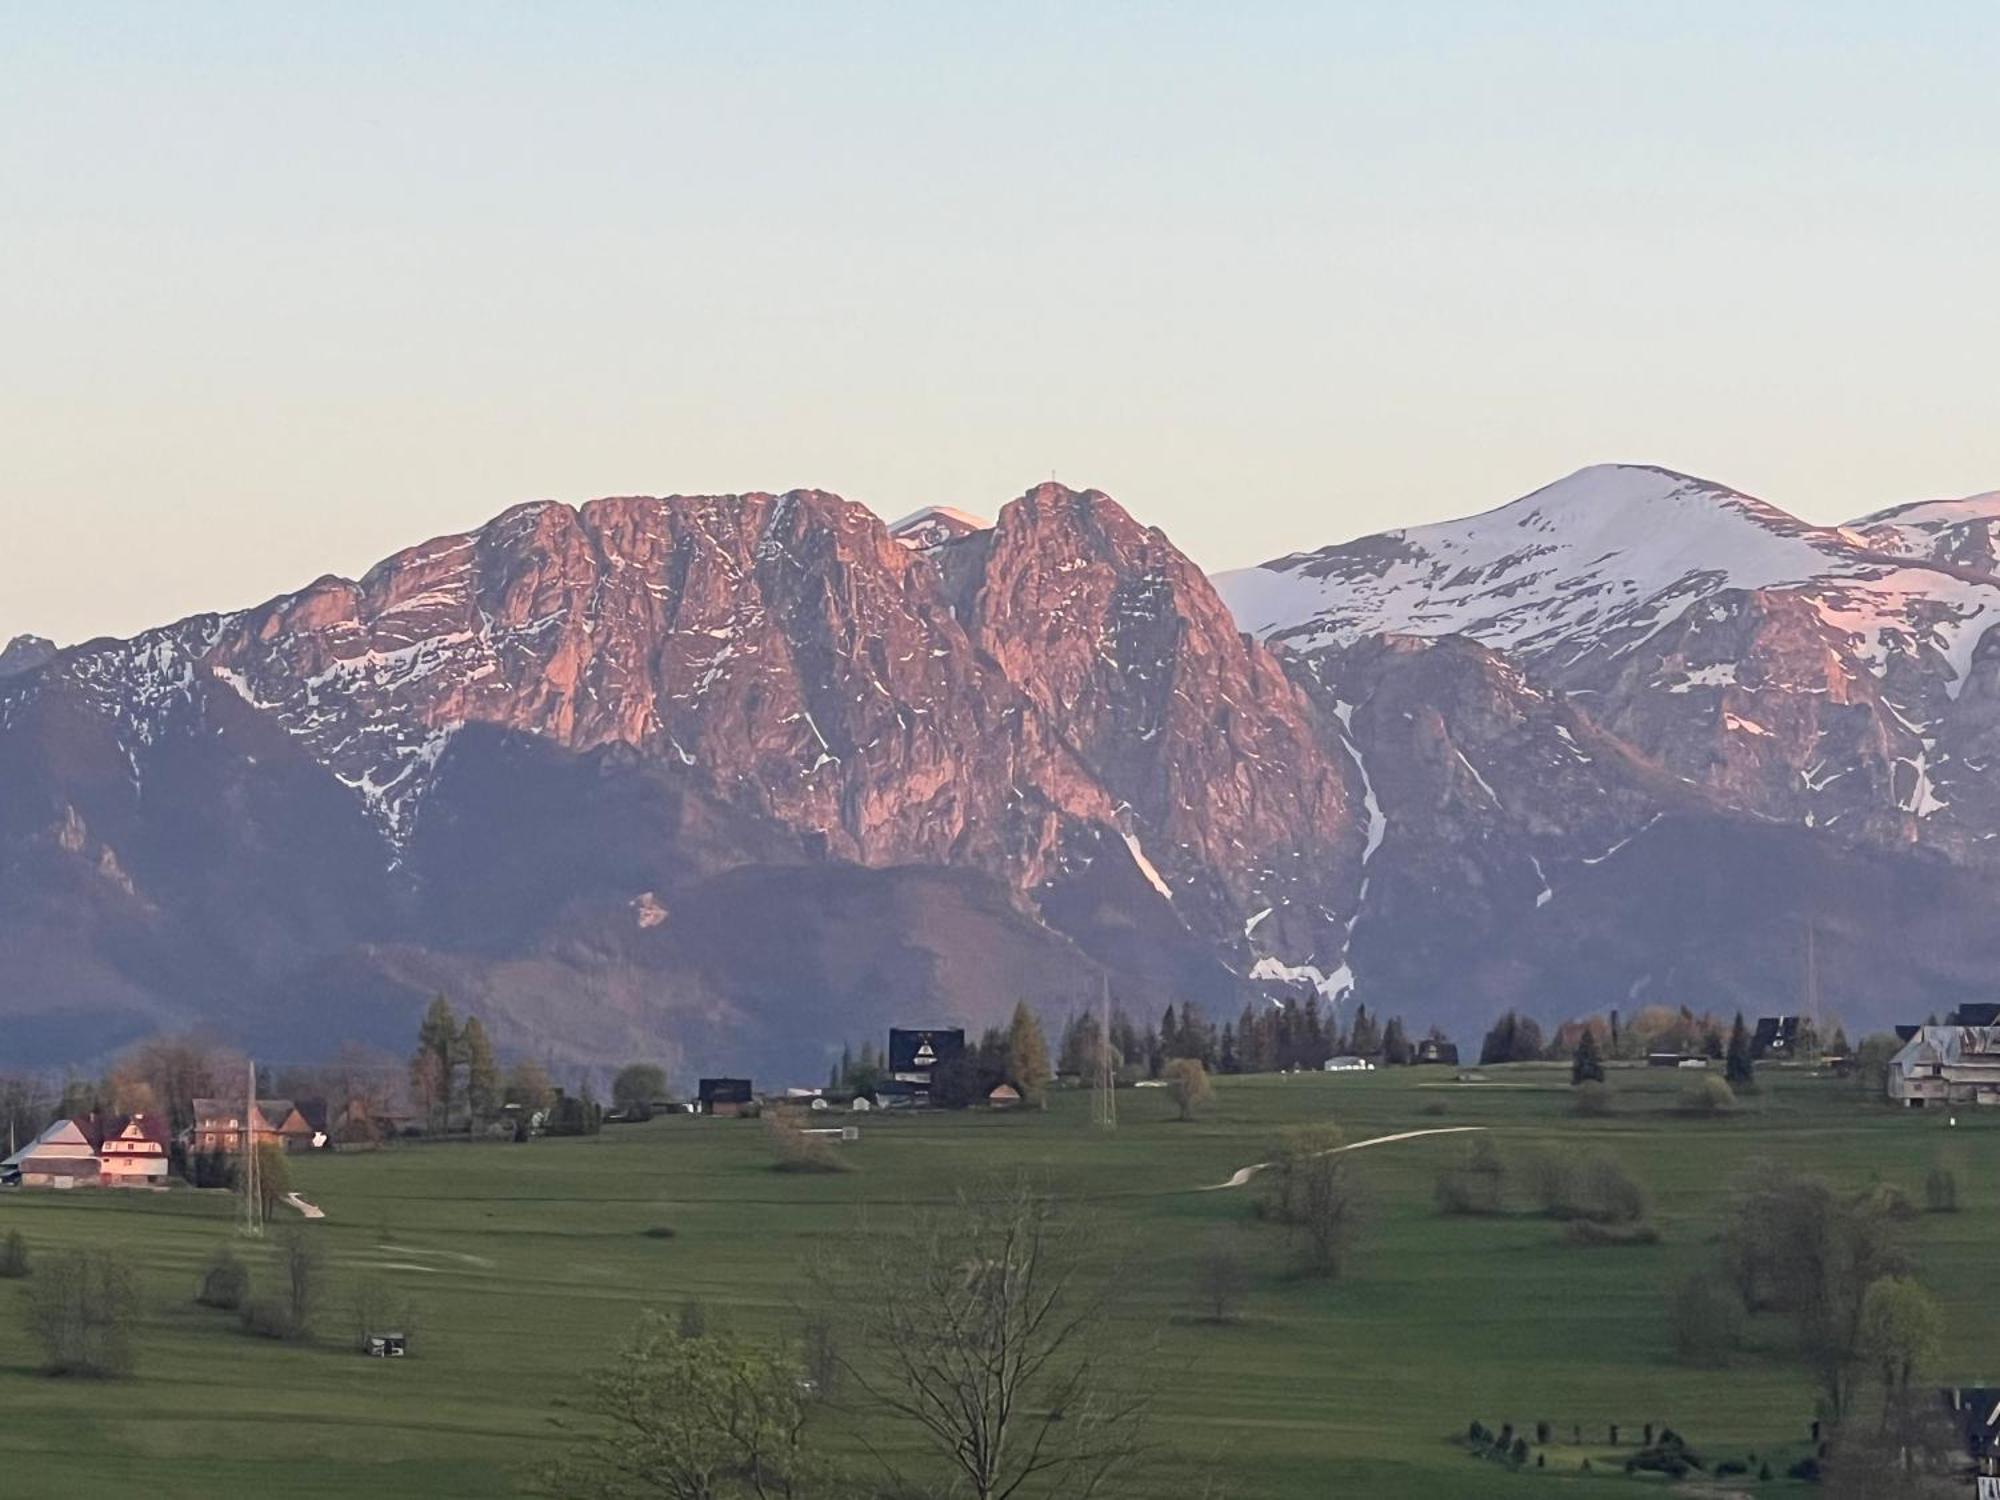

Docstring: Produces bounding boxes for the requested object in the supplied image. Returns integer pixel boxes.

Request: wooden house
[191,1097,323,1154]
[697,1078,754,1117]
[1,1115,104,1188]
[96,1112,170,1186]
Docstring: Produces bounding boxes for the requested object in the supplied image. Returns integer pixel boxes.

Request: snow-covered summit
[1850,490,2000,578]
[1215,464,1877,656]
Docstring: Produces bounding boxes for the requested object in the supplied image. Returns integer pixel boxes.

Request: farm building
[2,1116,105,1187]
[1323,1056,1373,1073]
[1886,1026,2000,1107]
[887,1027,965,1103]
[191,1097,325,1154]
[697,1078,754,1117]
[1942,1386,2000,1479]
[96,1112,171,1185]
[2,1111,170,1188]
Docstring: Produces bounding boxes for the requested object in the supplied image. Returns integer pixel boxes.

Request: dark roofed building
[1412,1038,1459,1066]
[697,1078,754,1117]
[1750,1016,1801,1060]
[888,1028,965,1103]
[1950,1002,2000,1028]
[1942,1386,2000,1477]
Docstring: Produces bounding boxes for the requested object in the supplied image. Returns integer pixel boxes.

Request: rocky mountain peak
[0,634,58,679]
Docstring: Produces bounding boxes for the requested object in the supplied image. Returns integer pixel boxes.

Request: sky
[4,2,1999,645]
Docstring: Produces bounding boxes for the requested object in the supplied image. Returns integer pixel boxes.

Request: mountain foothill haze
[7,463,2000,1079]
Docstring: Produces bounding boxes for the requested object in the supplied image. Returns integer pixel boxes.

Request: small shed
[365,1331,408,1358]
[698,1078,754,1117]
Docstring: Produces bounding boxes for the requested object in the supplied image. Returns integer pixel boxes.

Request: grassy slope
[0,1064,1991,1498]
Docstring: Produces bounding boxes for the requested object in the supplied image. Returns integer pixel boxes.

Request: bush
[1855,1181,1919,1221]
[1572,1081,1613,1117]
[764,1114,851,1174]
[1568,1154,1648,1225]
[26,1251,137,1376]
[195,1246,249,1310]
[1435,1137,1506,1216]
[0,1229,29,1279]
[240,1299,299,1341]
[641,1225,679,1240]
[1925,1163,1960,1214]
[1679,1075,1737,1117]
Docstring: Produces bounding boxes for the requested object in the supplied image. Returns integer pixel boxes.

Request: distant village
[7,994,1994,1194]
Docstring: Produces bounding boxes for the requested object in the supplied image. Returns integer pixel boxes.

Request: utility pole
[242,1057,262,1238]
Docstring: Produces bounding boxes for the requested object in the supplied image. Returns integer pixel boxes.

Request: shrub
[239,1299,299,1340]
[0,1229,29,1279]
[1191,1227,1250,1323]
[641,1225,679,1240]
[765,1114,851,1173]
[26,1251,137,1376]
[1572,1081,1613,1118]
[1567,1154,1648,1225]
[1435,1137,1506,1216]
[1925,1163,1960,1214]
[195,1246,249,1310]
[1855,1181,1919,1221]
[1679,1074,1737,1117]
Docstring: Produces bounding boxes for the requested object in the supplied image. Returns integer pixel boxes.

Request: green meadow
[0,1064,1989,1498]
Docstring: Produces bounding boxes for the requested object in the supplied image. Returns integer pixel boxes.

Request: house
[887,1028,965,1103]
[1323,1056,1373,1073]
[96,1112,170,1186]
[697,1078,754,1117]
[1941,1386,2000,1478]
[2,1116,104,1188]
[1950,1003,2000,1028]
[1412,1039,1459,1066]
[1886,1026,2000,1107]
[987,1083,1022,1108]
[191,1097,322,1154]
[1750,1016,1801,1060]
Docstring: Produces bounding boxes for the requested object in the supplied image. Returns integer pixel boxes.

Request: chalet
[1942,1386,2000,1479]
[697,1078,754,1117]
[191,1097,322,1154]
[887,1028,965,1103]
[1412,1038,1459,1066]
[1887,1026,2000,1107]
[96,1112,170,1186]
[1750,1016,1801,1060]
[2,1116,103,1188]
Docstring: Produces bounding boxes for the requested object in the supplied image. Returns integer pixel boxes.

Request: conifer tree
[461,1015,499,1124]
[1006,1002,1052,1108]
[1725,1012,1756,1088]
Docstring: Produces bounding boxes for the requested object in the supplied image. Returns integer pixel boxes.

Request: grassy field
[0,1063,1991,1498]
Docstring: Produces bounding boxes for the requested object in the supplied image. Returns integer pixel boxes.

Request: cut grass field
[0,1063,1990,1498]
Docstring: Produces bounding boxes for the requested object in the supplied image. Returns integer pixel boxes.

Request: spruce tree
[1725,1012,1756,1089]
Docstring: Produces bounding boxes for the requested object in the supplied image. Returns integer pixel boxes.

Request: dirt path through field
[1198,1125,1487,1191]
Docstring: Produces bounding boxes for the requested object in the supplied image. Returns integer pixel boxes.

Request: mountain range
[7,464,2000,1081]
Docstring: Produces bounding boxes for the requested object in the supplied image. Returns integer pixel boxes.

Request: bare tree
[813,1177,1150,1500]
[1259,1124,1360,1278]
[1190,1227,1249,1324]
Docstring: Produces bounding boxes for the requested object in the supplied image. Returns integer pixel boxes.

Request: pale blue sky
[4,3,1998,644]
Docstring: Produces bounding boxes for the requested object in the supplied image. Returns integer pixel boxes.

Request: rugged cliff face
[11,461,2000,1075]
[0,485,1355,1074]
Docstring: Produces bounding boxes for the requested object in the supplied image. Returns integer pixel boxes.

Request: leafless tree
[812,1177,1151,1500]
